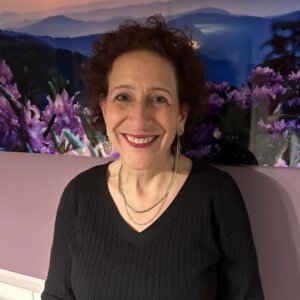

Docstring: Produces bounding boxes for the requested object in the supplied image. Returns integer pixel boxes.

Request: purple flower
[208,93,225,115]
[23,101,46,152]
[185,145,212,160]
[0,60,13,85]
[258,118,286,137]
[229,85,252,109]
[283,120,300,137]
[207,81,230,94]
[206,81,230,115]
[252,86,274,106]
[271,83,286,96]
[271,119,286,135]
[249,66,283,87]
[0,60,21,101]
[190,123,215,145]
[0,60,24,150]
[288,70,300,83]
[43,90,85,151]
[274,158,288,167]
[287,97,300,107]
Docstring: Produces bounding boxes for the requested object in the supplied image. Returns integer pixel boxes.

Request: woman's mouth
[122,134,158,147]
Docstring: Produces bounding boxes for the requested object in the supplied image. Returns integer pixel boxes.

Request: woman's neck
[119,154,175,196]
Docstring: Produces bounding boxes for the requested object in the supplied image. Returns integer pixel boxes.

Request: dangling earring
[103,135,112,154]
[176,129,183,156]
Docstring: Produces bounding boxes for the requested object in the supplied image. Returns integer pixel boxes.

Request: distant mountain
[1,0,300,29]
[0,0,141,27]
[4,6,300,87]
[190,7,232,15]
[38,34,102,57]
[7,15,133,37]
[8,15,95,37]
[0,0,234,28]
[169,12,272,66]
[269,9,300,22]
[65,0,199,22]
[2,17,42,29]
[0,31,86,107]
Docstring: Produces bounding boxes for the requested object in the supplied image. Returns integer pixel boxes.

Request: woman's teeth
[126,135,156,144]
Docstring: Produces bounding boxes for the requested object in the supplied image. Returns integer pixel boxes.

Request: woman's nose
[129,101,152,127]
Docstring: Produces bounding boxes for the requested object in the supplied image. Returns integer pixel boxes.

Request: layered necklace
[118,155,178,226]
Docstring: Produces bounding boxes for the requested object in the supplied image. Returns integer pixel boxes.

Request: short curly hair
[81,15,207,141]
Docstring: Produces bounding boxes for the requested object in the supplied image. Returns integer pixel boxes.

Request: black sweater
[42,162,264,299]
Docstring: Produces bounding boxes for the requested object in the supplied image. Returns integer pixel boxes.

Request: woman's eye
[152,95,167,104]
[115,94,130,102]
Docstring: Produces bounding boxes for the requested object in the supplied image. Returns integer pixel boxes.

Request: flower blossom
[185,145,212,160]
[288,70,300,83]
[43,90,85,152]
[249,66,283,88]
[23,101,46,152]
[0,60,23,150]
[258,118,286,137]
[229,85,252,109]
[287,97,300,107]
[206,82,230,115]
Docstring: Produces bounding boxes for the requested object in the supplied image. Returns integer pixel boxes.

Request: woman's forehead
[108,50,178,91]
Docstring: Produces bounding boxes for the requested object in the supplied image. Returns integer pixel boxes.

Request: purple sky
[0,0,299,17]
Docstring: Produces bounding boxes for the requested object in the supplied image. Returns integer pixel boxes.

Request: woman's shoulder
[65,162,109,191]
[190,160,231,182]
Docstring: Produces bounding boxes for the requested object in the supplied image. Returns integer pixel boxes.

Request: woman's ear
[178,104,189,124]
[177,104,189,135]
[99,97,106,116]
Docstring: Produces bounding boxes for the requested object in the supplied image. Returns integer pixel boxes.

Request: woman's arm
[41,179,78,300]
[213,174,264,299]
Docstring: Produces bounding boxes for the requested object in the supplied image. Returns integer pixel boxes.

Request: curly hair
[81,15,207,141]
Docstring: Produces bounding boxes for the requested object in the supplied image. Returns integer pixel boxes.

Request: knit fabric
[42,161,264,299]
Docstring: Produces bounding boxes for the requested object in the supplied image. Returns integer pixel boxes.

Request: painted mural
[0,0,300,167]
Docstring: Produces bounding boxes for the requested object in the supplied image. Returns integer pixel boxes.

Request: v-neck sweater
[42,161,264,299]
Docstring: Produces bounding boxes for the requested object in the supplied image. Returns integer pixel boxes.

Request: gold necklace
[118,155,178,226]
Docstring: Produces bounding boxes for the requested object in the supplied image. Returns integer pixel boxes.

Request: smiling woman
[41,15,264,299]
[100,50,186,171]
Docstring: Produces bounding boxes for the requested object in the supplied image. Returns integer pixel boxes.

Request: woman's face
[100,50,188,170]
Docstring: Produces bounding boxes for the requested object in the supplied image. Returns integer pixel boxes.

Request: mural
[0,0,300,167]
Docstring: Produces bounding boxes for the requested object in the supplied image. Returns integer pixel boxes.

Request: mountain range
[1,3,300,87]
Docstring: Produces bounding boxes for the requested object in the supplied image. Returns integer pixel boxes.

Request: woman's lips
[122,134,158,148]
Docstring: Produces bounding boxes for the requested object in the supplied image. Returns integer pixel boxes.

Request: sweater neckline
[100,161,195,246]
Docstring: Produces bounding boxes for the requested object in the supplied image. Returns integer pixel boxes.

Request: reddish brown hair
[82,15,207,140]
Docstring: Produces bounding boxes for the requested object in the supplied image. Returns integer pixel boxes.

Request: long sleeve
[41,178,78,300]
[213,174,264,299]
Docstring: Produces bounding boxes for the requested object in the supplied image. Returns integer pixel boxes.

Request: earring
[176,129,183,156]
[103,135,112,154]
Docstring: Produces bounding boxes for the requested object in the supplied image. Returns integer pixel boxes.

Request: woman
[42,15,264,299]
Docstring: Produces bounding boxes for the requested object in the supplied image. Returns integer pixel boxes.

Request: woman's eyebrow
[149,87,173,97]
[111,84,135,92]
[110,85,173,97]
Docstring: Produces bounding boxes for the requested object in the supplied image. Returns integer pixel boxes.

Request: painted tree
[262,20,300,75]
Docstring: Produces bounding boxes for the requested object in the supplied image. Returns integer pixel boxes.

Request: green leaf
[0,82,22,117]
[43,114,56,139]
[48,81,57,100]
[77,109,99,147]
[50,129,59,150]
[88,146,97,157]
[62,129,84,149]
[20,66,29,105]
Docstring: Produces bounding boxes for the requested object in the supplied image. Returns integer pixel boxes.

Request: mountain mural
[2,4,300,87]
[0,31,86,108]
[7,15,127,37]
